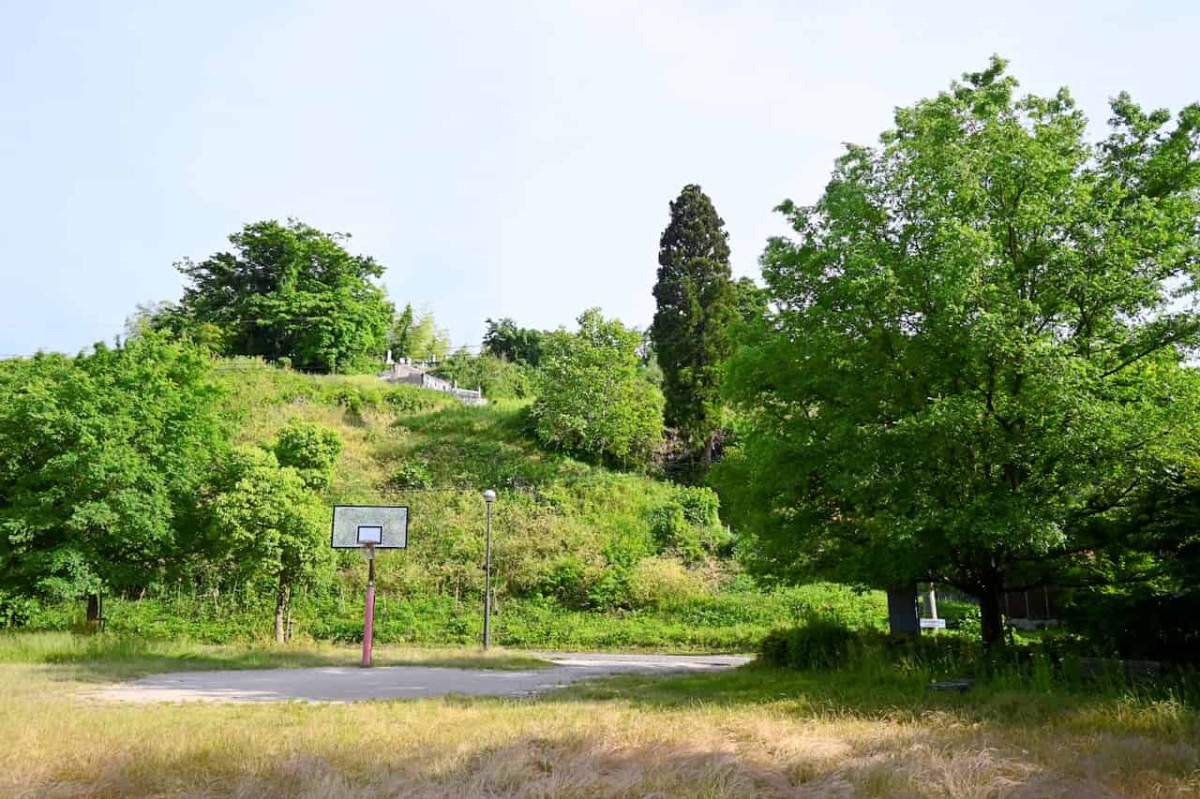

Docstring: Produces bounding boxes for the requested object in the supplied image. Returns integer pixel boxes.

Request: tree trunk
[85,594,101,633]
[274,579,290,644]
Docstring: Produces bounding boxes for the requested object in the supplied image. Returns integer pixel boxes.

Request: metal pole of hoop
[362,544,376,667]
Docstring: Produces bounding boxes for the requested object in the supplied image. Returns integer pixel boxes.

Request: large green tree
[0,337,222,618]
[483,317,544,366]
[389,303,451,362]
[204,447,333,642]
[717,59,1200,646]
[532,309,664,468]
[175,219,393,372]
[651,185,737,465]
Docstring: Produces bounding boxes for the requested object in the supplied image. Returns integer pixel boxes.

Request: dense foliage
[717,59,1200,645]
[170,219,394,373]
[483,317,544,366]
[532,309,665,468]
[203,446,333,641]
[0,337,221,608]
[651,184,737,465]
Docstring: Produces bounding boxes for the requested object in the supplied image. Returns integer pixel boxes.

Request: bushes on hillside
[627,557,707,609]
[649,487,731,564]
[532,309,664,469]
[273,419,343,490]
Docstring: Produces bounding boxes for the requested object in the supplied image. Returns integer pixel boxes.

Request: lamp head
[483,489,497,503]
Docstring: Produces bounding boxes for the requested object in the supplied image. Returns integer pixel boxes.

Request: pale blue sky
[2,0,1197,356]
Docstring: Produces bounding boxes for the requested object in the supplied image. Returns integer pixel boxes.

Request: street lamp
[482,489,497,649]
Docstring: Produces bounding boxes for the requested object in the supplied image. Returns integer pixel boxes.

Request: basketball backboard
[331,505,408,549]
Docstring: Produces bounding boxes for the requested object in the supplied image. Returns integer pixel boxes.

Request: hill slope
[66,360,887,650]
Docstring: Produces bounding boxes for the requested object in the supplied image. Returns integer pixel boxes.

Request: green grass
[25,582,884,653]
[0,632,550,680]
[566,662,1199,733]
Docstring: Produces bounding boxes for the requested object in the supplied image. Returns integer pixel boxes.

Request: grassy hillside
[35,359,885,650]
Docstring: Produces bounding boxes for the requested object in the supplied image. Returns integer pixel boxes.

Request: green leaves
[273,420,343,491]
[390,304,452,362]
[0,337,222,600]
[205,446,332,594]
[719,61,1200,643]
[174,219,394,373]
[483,318,544,366]
[532,309,664,469]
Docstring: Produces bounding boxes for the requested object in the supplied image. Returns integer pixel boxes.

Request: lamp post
[482,489,496,649]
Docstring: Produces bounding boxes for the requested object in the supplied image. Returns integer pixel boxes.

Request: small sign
[920,618,947,630]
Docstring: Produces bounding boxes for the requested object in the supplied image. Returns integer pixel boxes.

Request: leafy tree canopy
[732,277,769,325]
[0,336,222,602]
[174,219,393,373]
[716,58,1200,645]
[389,303,452,362]
[483,317,544,366]
[204,446,333,641]
[532,309,664,468]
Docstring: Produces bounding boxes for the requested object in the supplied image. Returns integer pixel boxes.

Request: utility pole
[482,489,496,649]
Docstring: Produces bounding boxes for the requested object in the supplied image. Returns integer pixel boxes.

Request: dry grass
[2,659,1199,798]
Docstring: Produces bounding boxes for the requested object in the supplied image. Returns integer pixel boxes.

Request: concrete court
[94,652,752,704]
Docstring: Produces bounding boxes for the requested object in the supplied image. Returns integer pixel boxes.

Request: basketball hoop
[330,506,409,667]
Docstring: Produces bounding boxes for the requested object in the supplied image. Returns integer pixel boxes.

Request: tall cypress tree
[651,184,736,465]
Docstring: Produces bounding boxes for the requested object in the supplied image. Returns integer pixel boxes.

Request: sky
[2,0,1197,356]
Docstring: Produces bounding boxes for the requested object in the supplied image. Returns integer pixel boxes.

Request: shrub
[534,558,591,608]
[0,592,40,628]
[627,557,706,609]
[648,496,732,564]
[531,310,664,469]
[1062,589,1200,664]
[273,419,343,489]
[758,619,1083,679]
[676,486,720,526]
[585,568,633,611]
[759,618,857,670]
[382,385,448,413]
[431,354,533,400]
[390,461,433,490]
